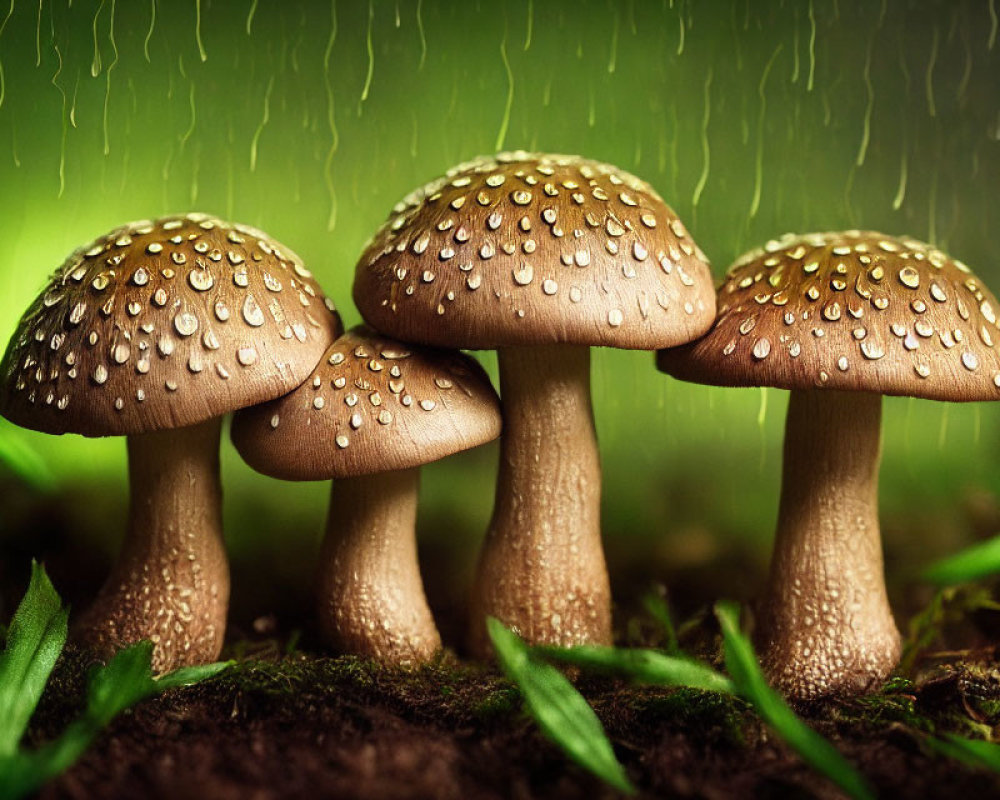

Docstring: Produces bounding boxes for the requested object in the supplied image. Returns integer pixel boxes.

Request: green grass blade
[642,593,679,653]
[0,425,55,492]
[0,729,91,800]
[922,536,1000,585]
[154,660,234,691]
[0,640,233,800]
[715,602,874,800]
[929,734,1000,771]
[86,641,232,726]
[536,645,734,694]
[487,618,635,795]
[0,562,69,756]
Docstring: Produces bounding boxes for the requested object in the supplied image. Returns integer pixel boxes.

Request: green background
[1,0,998,630]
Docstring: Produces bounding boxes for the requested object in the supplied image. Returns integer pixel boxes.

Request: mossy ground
[19,594,1000,800]
[6,473,1000,797]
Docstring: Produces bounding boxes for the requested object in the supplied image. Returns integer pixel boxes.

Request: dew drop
[242,295,266,327]
[174,311,199,337]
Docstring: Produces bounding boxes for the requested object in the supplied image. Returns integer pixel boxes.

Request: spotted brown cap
[0,213,343,436]
[230,326,501,480]
[658,231,1000,401]
[353,151,716,350]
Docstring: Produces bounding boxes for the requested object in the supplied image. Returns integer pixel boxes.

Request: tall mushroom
[353,152,716,653]
[0,213,341,670]
[231,326,501,664]
[658,230,1000,699]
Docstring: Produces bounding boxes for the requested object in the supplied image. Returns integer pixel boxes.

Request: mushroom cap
[353,151,716,350]
[0,213,343,437]
[658,230,1000,401]
[230,326,502,480]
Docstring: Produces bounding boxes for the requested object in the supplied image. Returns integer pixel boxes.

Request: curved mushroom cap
[658,231,1000,402]
[0,213,342,437]
[353,151,716,350]
[230,326,501,480]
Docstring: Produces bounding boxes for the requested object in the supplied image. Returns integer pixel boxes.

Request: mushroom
[230,325,501,664]
[353,152,716,654]
[658,230,1000,699]
[0,213,341,670]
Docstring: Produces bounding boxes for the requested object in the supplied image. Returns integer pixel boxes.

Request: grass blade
[0,640,232,800]
[536,645,734,694]
[642,593,680,654]
[715,602,874,800]
[928,733,1000,771]
[923,536,1000,585]
[86,640,233,726]
[487,618,635,795]
[0,563,69,756]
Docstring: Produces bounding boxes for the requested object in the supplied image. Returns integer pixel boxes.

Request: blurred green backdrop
[1,0,999,638]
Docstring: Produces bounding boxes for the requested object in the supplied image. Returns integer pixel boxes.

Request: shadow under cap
[658,230,1000,402]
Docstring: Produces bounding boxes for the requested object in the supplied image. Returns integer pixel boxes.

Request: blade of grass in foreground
[927,733,1000,772]
[0,640,232,800]
[715,602,874,800]
[922,536,1000,585]
[536,645,734,694]
[0,562,69,757]
[487,618,635,795]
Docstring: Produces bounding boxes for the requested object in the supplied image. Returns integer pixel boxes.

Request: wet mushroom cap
[353,151,716,350]
[0,213,343,436]
[658,231,1000,402]
[230,326,502,481]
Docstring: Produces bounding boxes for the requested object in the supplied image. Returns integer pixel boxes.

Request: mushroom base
[73,417,229,672]
[470,344,611,655]
[317,467,441,665]
[756,389,901,700]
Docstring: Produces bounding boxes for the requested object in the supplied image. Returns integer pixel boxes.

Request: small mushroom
[230,326,500,664]
[0,213,341,670]
[353,151,716,654]
[658,230,1000,699]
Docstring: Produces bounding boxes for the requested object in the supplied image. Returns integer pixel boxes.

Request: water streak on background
[0,0,997,596]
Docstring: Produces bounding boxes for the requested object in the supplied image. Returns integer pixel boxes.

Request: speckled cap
[0,213,343,437]
[658,231,1000,401]
[230,326,501,480]
[353,151,716,350]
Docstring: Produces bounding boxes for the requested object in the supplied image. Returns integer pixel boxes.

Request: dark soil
[17,619,1000,800]
[7,475,1000,799]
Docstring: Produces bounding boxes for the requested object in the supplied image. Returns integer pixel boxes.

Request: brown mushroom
[0,213,341,670]
[658,230,1000,699]
[353,152,716,654]
[231,326,500,664]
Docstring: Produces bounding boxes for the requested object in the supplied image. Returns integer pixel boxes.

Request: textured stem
[74,418,229,672]
[470,345,611,655]
[757,389,901,700]
[317,467,441,664]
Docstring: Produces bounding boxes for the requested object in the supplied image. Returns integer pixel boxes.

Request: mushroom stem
[74,417,229,672]
[471,344,611,655]
[317,467,441,664]
[757,389,901,700]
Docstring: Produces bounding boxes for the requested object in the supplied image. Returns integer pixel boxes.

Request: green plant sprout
[714,601,875,800]
[490,604,878,799]
[486,617,636,795]
[0,562,232,800]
